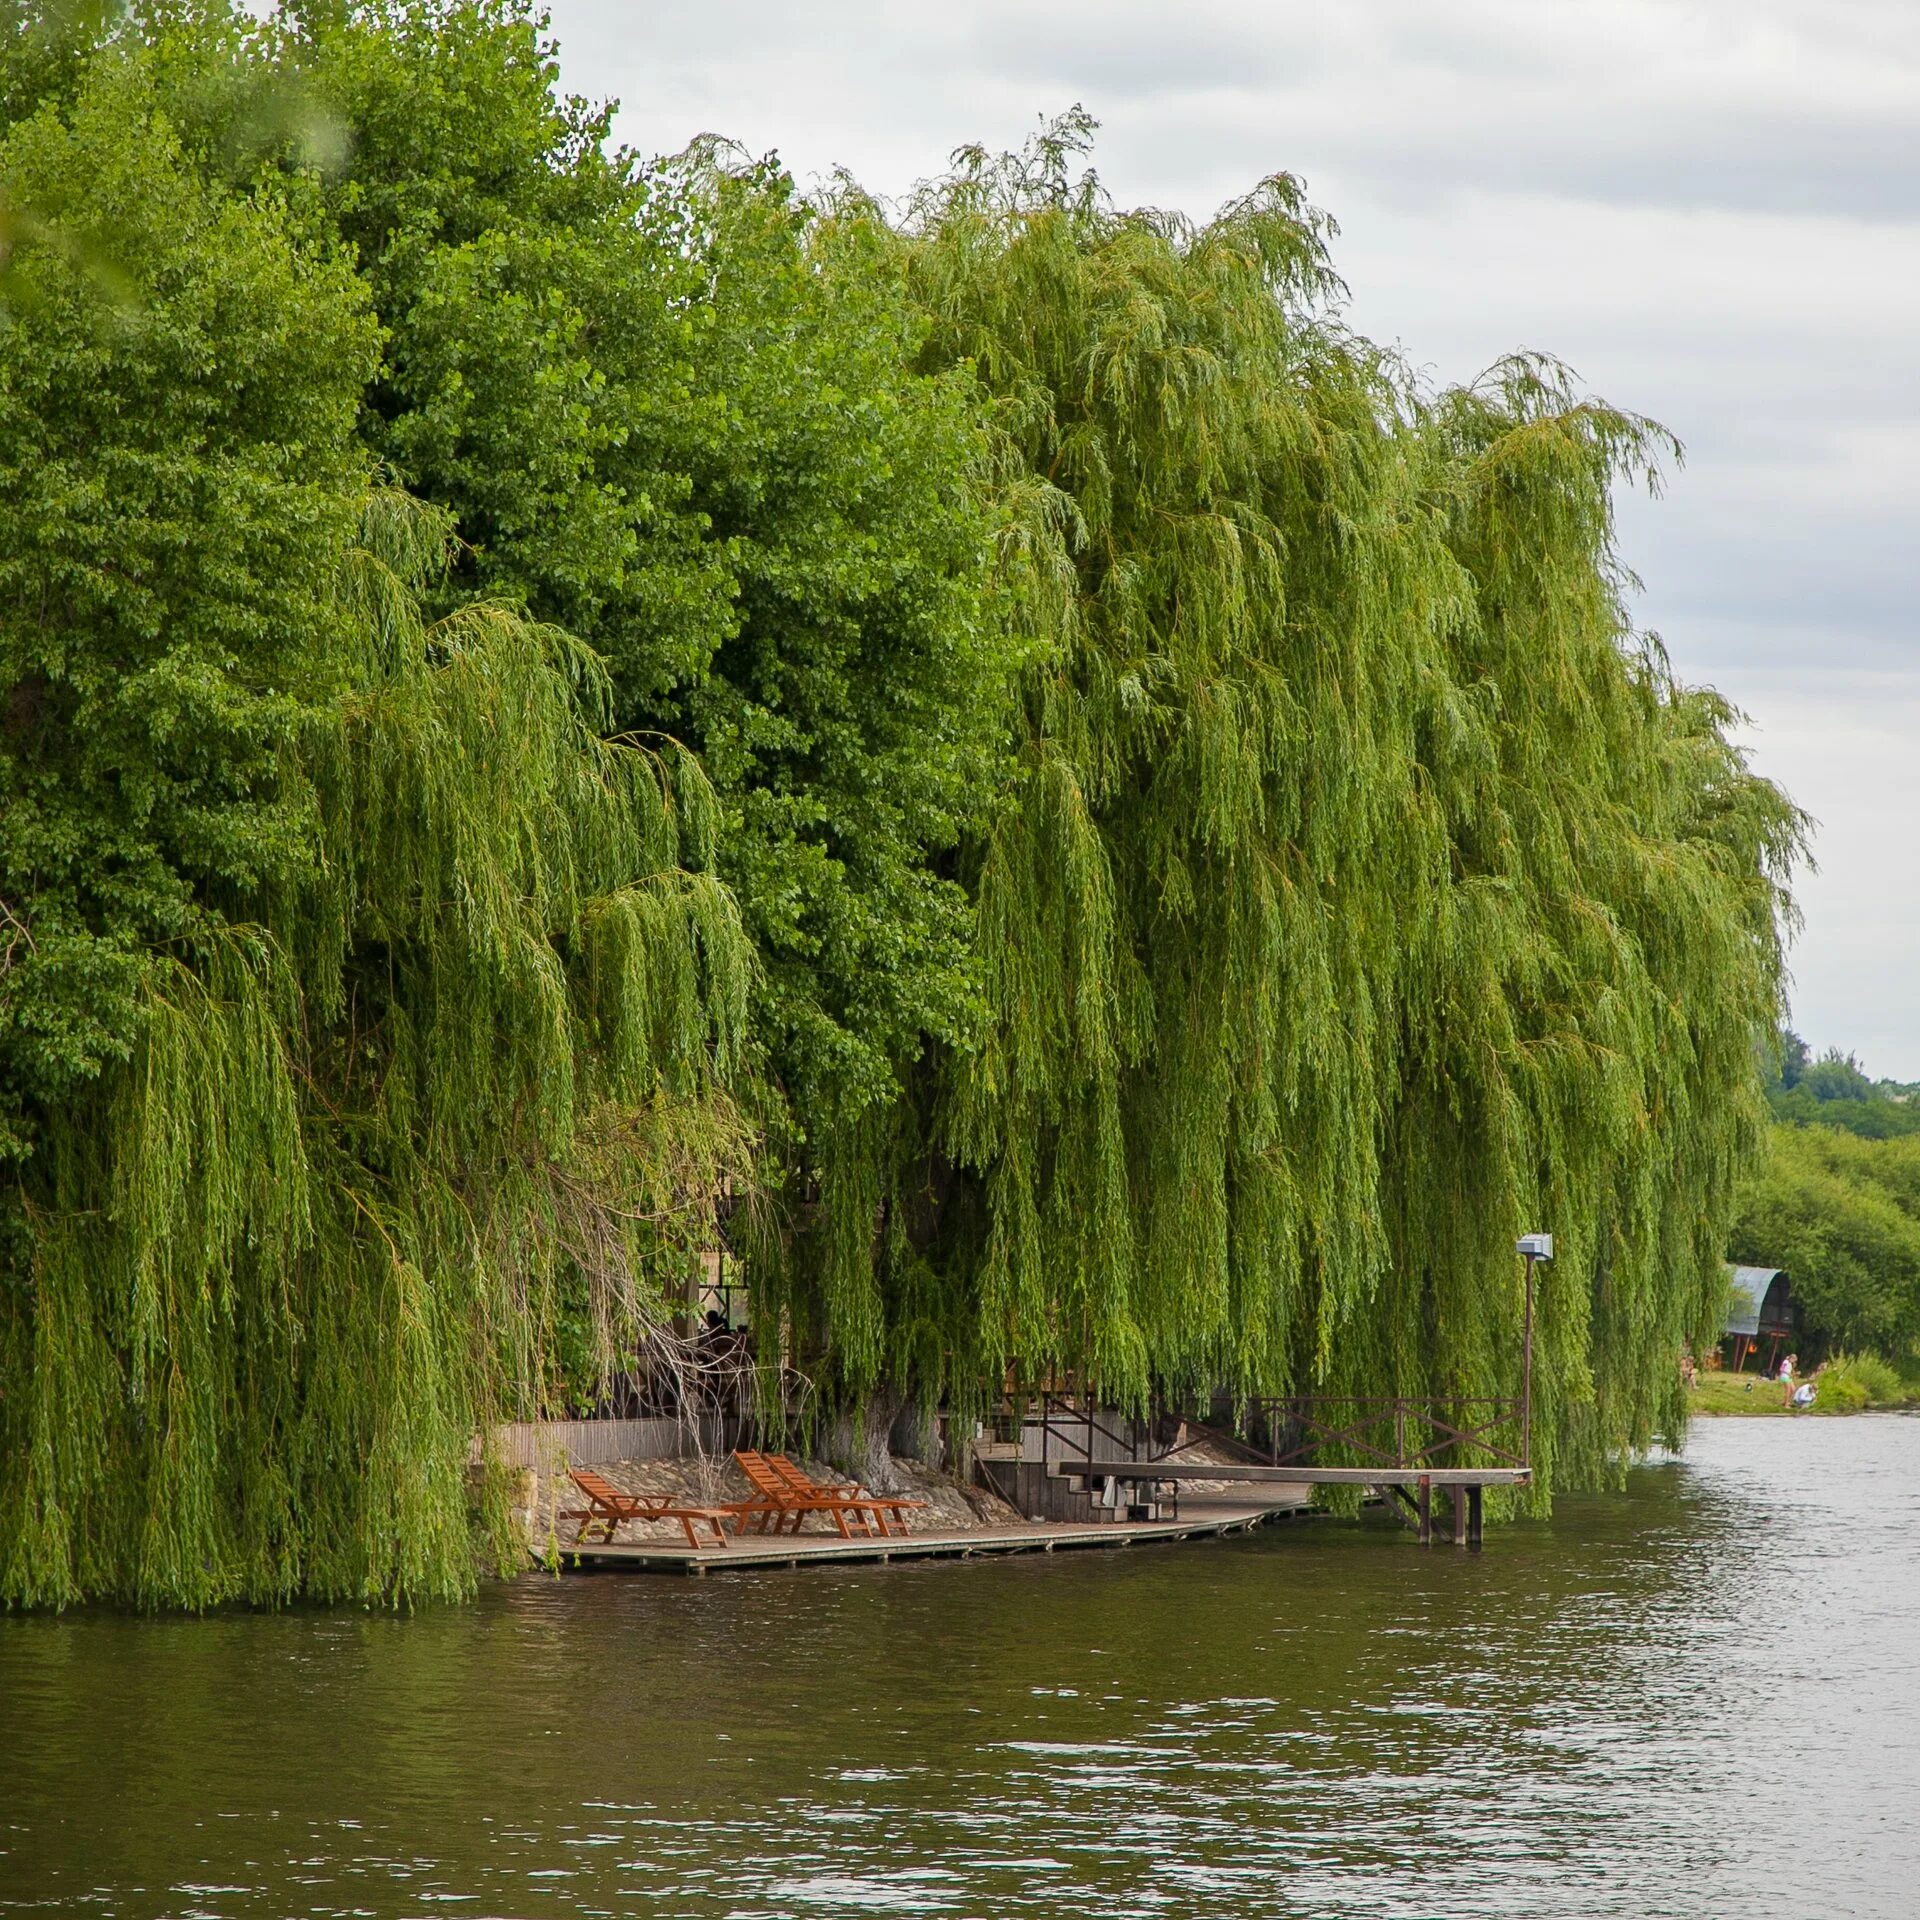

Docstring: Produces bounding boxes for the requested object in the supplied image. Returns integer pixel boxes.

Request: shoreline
[1687,1389,1920,1418]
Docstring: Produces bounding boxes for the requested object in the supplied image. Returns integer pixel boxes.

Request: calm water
[3,1417,1916,1920]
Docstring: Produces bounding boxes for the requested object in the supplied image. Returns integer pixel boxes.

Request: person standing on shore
[1780,1353,1799,1409]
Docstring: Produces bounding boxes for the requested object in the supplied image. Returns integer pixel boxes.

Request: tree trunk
[826,1389,905,1492]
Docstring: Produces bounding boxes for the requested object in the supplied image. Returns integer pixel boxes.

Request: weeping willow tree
[4,4,1804,1604]
[0,69,749,1607]
[786,118,1801,1490]
[0,490,751,1611]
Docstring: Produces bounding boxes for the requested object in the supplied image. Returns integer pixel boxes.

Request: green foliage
[1731,1125,1920,1359]
[1814,1367,1869,1411]
[1766,1087,1920,1139]
[1837,1352,1902,1404]
[1795,1052,1873,1103]
[1760,1029,1920,1136]
[1,8,1808,1607]
[1811,1352,1904,1411]
[883,118,1801,1486]
[256,4,1023,1281]
[639,159,1021,1129]
[0,41,373,1146]
[0,38,748,1608]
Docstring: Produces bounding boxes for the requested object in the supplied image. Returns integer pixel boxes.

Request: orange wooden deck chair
[766,1454,926,1536]
[729,1450,821,1535]
[725,1451,926,1538]
[562,1467,734,1550]
[730,1449,878,1537]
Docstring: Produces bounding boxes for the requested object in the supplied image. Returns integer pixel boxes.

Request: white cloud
[1731,676,1920,1072]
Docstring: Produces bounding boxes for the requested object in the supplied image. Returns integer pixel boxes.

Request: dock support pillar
[1417,1475,1432,1545]
[1452,1484,1469,1547]
[1467,1486,1484,1550]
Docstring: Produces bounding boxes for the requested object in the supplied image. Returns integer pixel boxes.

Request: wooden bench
[561,1467,734,1550]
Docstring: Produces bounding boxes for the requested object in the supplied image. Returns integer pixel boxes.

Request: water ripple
[2,1418,1916,1917]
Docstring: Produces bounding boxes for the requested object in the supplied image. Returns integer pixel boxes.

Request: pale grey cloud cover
[549,0,1920,1071]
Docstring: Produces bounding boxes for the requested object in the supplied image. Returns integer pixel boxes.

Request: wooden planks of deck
[549,1490,1313,1575]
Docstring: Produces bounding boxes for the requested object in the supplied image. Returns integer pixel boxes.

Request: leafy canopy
[0,28,748,1609]
[0,9,1809,1608]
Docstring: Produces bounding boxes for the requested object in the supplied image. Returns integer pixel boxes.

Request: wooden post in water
[1417,1474,1432,1545]
[1452,1485,1469,1547]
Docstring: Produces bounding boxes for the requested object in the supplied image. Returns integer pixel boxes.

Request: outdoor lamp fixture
[1516,1234,1552,1469]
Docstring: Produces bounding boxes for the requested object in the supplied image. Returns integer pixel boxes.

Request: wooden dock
[552,1489,1313,1575]
[1045,1459,1529,1547]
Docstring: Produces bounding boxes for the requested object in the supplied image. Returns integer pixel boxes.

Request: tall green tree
[261,5,1023,1307]
[872,123,1803,1484]
[0,39,747,1608]
[2,6,1808,1608]
[1759,1030,1920,1137]
[1731,1125,1920,1359]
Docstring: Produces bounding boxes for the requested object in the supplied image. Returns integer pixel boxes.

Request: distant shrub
[1815,1353,1903,1410]
[1851,1353,1906,1403]
[1815,1365,1869,1411]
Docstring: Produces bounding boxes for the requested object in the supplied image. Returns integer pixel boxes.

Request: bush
[1814,1352,1903,1410]
[1731,1128,1920,1357]
[1815,1368,1869,1411]
[1851,1353,1907,1403]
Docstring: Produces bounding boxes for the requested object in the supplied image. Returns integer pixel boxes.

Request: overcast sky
[549,1,1920,1073]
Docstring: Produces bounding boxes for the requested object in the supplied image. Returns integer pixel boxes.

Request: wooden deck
[1043,1459,1527,1547]
[551,1489,1313,1575]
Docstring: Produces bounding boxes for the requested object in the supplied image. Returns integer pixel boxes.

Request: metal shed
[1722,1265,1793,1372]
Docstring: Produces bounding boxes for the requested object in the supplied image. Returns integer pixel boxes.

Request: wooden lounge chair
[728,1450,926,1539]
[727,1449,820,1535]
[561,1467,734,1550]
[766,1454,926,1536]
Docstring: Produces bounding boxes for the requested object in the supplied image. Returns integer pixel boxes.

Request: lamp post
[1515,1234,1553,1469]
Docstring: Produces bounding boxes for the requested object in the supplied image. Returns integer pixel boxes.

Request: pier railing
[1237,1396,1527,1472]
[991,1385,1527,1474]
[986,1389,1152,1465]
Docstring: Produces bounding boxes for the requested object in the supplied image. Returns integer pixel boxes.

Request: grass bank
[1688,1352,1920,1417]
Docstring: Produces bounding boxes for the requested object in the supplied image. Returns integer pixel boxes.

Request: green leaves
[0,52,376,1117]
[0,9,1808,1604]
[891,121,1800,1482]
[0,34,751,1608]
[1733,1126,1920,1361]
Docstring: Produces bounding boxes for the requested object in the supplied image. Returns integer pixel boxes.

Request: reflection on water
[3,1417,1916,1918]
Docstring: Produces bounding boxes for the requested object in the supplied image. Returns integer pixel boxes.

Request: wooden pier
[554,1489,1313,1575]
[1046,1459,1526,1548]
[537,1369,1539,1576]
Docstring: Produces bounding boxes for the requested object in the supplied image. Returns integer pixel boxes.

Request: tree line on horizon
[0,1,1801,1608]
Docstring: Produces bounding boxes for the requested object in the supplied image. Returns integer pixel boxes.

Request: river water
[3,1416,1916,1919]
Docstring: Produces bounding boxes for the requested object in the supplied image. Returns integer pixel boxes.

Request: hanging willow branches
[1,13,1804,1609]
[856,119,1802,1487]
[2,489,752,1610]
[0,63,750,1607]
